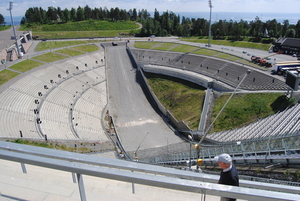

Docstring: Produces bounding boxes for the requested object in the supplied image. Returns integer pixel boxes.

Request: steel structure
[151,135,300,174]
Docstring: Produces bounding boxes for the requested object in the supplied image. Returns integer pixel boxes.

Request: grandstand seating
[207,103,300,143]
[131,49,288,91]
[0,52,108,141]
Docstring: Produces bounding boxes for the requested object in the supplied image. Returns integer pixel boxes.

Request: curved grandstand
[131,49,288,91]
[0,52,108,141]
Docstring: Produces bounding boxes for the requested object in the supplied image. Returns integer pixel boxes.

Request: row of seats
[0,109,39,138]
[37,58,107,140]
[132,49,287,90]
[0,52,108,141]
[207,103,300,143]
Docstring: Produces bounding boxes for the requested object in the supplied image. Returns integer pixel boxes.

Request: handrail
[0,141,299,197]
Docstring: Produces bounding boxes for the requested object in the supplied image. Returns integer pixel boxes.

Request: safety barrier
[0,141,299,201]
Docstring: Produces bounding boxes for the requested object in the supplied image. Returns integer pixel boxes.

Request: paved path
[0,26,24,51]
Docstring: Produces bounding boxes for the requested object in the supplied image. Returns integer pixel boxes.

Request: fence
[0,141,299,201]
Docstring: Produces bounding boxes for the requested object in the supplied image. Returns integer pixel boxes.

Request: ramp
[106,46,184,158]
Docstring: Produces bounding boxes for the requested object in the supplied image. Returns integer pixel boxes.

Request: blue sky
[0,0,299,17]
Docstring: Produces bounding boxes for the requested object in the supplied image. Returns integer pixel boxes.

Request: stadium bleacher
[132,49,288,91]
[207,103,300,143]
[0,53,108,141]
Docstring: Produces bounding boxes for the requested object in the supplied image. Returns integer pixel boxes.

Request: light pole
[188,135,194,170]
[7,2,21,58]
[208,0,213,47]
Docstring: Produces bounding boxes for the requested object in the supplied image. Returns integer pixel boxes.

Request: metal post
[7,2,22,58]
[76,173,87,201]
[208,0,213,47]
[188,135,193,170]
[188,142,192,169]
[131,170,135,194]
[21,163,27,174]
[72,172,77,183]
[132,182,135,194]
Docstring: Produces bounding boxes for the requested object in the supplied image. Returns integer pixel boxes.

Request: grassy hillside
[210,93,295,133]
[21,20,139,31]
[20,20,140,39]
[145,73,295,132]
[145,73,206,130]
[180,37,271,51]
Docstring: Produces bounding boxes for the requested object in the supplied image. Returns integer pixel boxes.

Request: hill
[19,20,140,39]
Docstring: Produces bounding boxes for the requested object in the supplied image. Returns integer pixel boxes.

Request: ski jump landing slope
[106,46,184,157]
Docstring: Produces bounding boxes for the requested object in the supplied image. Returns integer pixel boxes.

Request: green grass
[31,52,68,63]
[20,20,140,39]
[9,139,92,153]
[9,59,44,72]
[21,20,139,32]
[32,30,133,39]
[193,48,222,56]
[0,70,20,86]
[210,93,296,133]
[0,25,11,31]
[55,48,85,56]
[180,38,271,51]
[134,41,162,49]
[145,72,296,132]
[217,53,241,60]
[135,42,199,53]
[151,43,178,51]
[145,73,206,130]
[35,40,89,51]
[70,44,99,52]
[170,44,199,52]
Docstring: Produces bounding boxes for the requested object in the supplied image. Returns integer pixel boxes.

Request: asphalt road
[0,26,24,51]
[106,45,184,154]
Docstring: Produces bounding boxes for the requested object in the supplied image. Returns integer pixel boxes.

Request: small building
[273,37,300,55]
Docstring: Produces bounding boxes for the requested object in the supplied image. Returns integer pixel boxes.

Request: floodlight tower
[7,2,21,58]
[208,0,213,47]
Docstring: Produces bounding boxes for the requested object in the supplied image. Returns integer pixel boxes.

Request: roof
[277,37,300,48]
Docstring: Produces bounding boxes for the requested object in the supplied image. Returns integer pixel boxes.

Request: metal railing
[0,141,299,201]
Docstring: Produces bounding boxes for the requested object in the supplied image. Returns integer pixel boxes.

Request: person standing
[216,153,239,201]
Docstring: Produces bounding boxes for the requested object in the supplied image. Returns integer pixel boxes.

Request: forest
[2,5,300,40]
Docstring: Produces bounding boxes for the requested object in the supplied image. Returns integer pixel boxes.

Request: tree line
[20,6,148,24]
[2,5,300,39]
